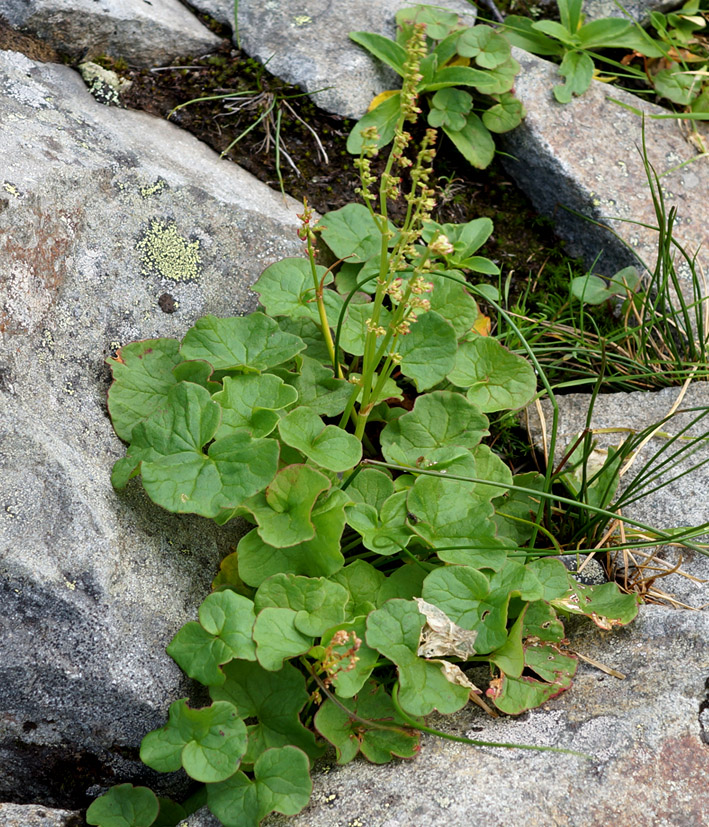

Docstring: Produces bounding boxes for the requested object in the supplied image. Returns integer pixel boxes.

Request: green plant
[347,4,525,168]
[501,0,663,101]
[88,24,661,827]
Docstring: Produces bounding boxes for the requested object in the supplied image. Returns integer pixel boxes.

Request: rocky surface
[0,804,83,827]
[0,48,303,807]
[525,384,709,609]
[500,47,709,290]
[257,606,709,825]
[190,0,477,119]
[1,0,709,821]
[583,0,681,22]
[2,0,223,66]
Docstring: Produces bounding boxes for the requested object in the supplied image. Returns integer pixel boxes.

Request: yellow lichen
[140,179,166,198]
[137,219,202,282]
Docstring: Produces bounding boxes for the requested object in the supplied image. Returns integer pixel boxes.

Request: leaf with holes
[365,600,470,717]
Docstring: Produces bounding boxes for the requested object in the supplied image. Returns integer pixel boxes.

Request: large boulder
[0,49,304,807]
[1,0,223,66]
[500,48,709,291]
[189,0,477,119]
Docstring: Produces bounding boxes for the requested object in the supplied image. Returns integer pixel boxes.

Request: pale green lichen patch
[136,219,202,282]
[140,179,167,198]
[3,182,21,197]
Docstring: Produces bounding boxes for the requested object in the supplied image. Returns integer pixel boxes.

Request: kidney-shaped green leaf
[448,337,537,412]
[140,699,247,783]
[207,746,312,827]
[180,312,305,371]
[278,408,362,472]
[86,784,159,827]
[166,590,257,686]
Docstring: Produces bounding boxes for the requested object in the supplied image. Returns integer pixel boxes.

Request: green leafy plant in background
[501,0,663,101]
[86,22,709,827]
[348,4,525,168]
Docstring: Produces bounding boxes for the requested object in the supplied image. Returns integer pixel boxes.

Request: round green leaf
[447,337,537,412]
[482,92,525,133]
[252,608,314,671]
[107,339,182,442]
[86,784,159,827]
[207,746,312,827]
[457,25,511,69]
[166,590,257,686]
[397,310,457,391]
[245,464,331,548]
[212,374,298,439]
[237,491,348,587]
[380,390,488,466]
[140,699,247,783]
[252,257,331,318]
[180,312,305,371]
[314,680,420,764]
[278,408,362,472]
[255,572,348,636]
[211,660,324,765]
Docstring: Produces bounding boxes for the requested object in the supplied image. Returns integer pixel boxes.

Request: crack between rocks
[699,676,709,746]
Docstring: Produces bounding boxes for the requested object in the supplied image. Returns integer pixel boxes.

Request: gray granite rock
[189,0,477,119]
[500,48,709,296]
[525,384,709,609]
[2,0,223,66]
[584,0,682,23]
[0,49,304,807]
[0,804,82,826]
[259,606,709,826]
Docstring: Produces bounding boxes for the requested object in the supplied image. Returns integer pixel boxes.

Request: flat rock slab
[0,804,82,826]
[251,606,708,825]
[0,49,304,807]
[583,0,681,22]
[2,0,222,66]
[525,384,709,609]
[500,48,709,293]
[190,0,476,119]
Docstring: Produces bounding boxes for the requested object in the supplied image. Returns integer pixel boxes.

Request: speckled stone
[583,0,681,23]
[189,0,477,119]
[1,0,223,66]
[0,804,82,826]
[0,49,303,807]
